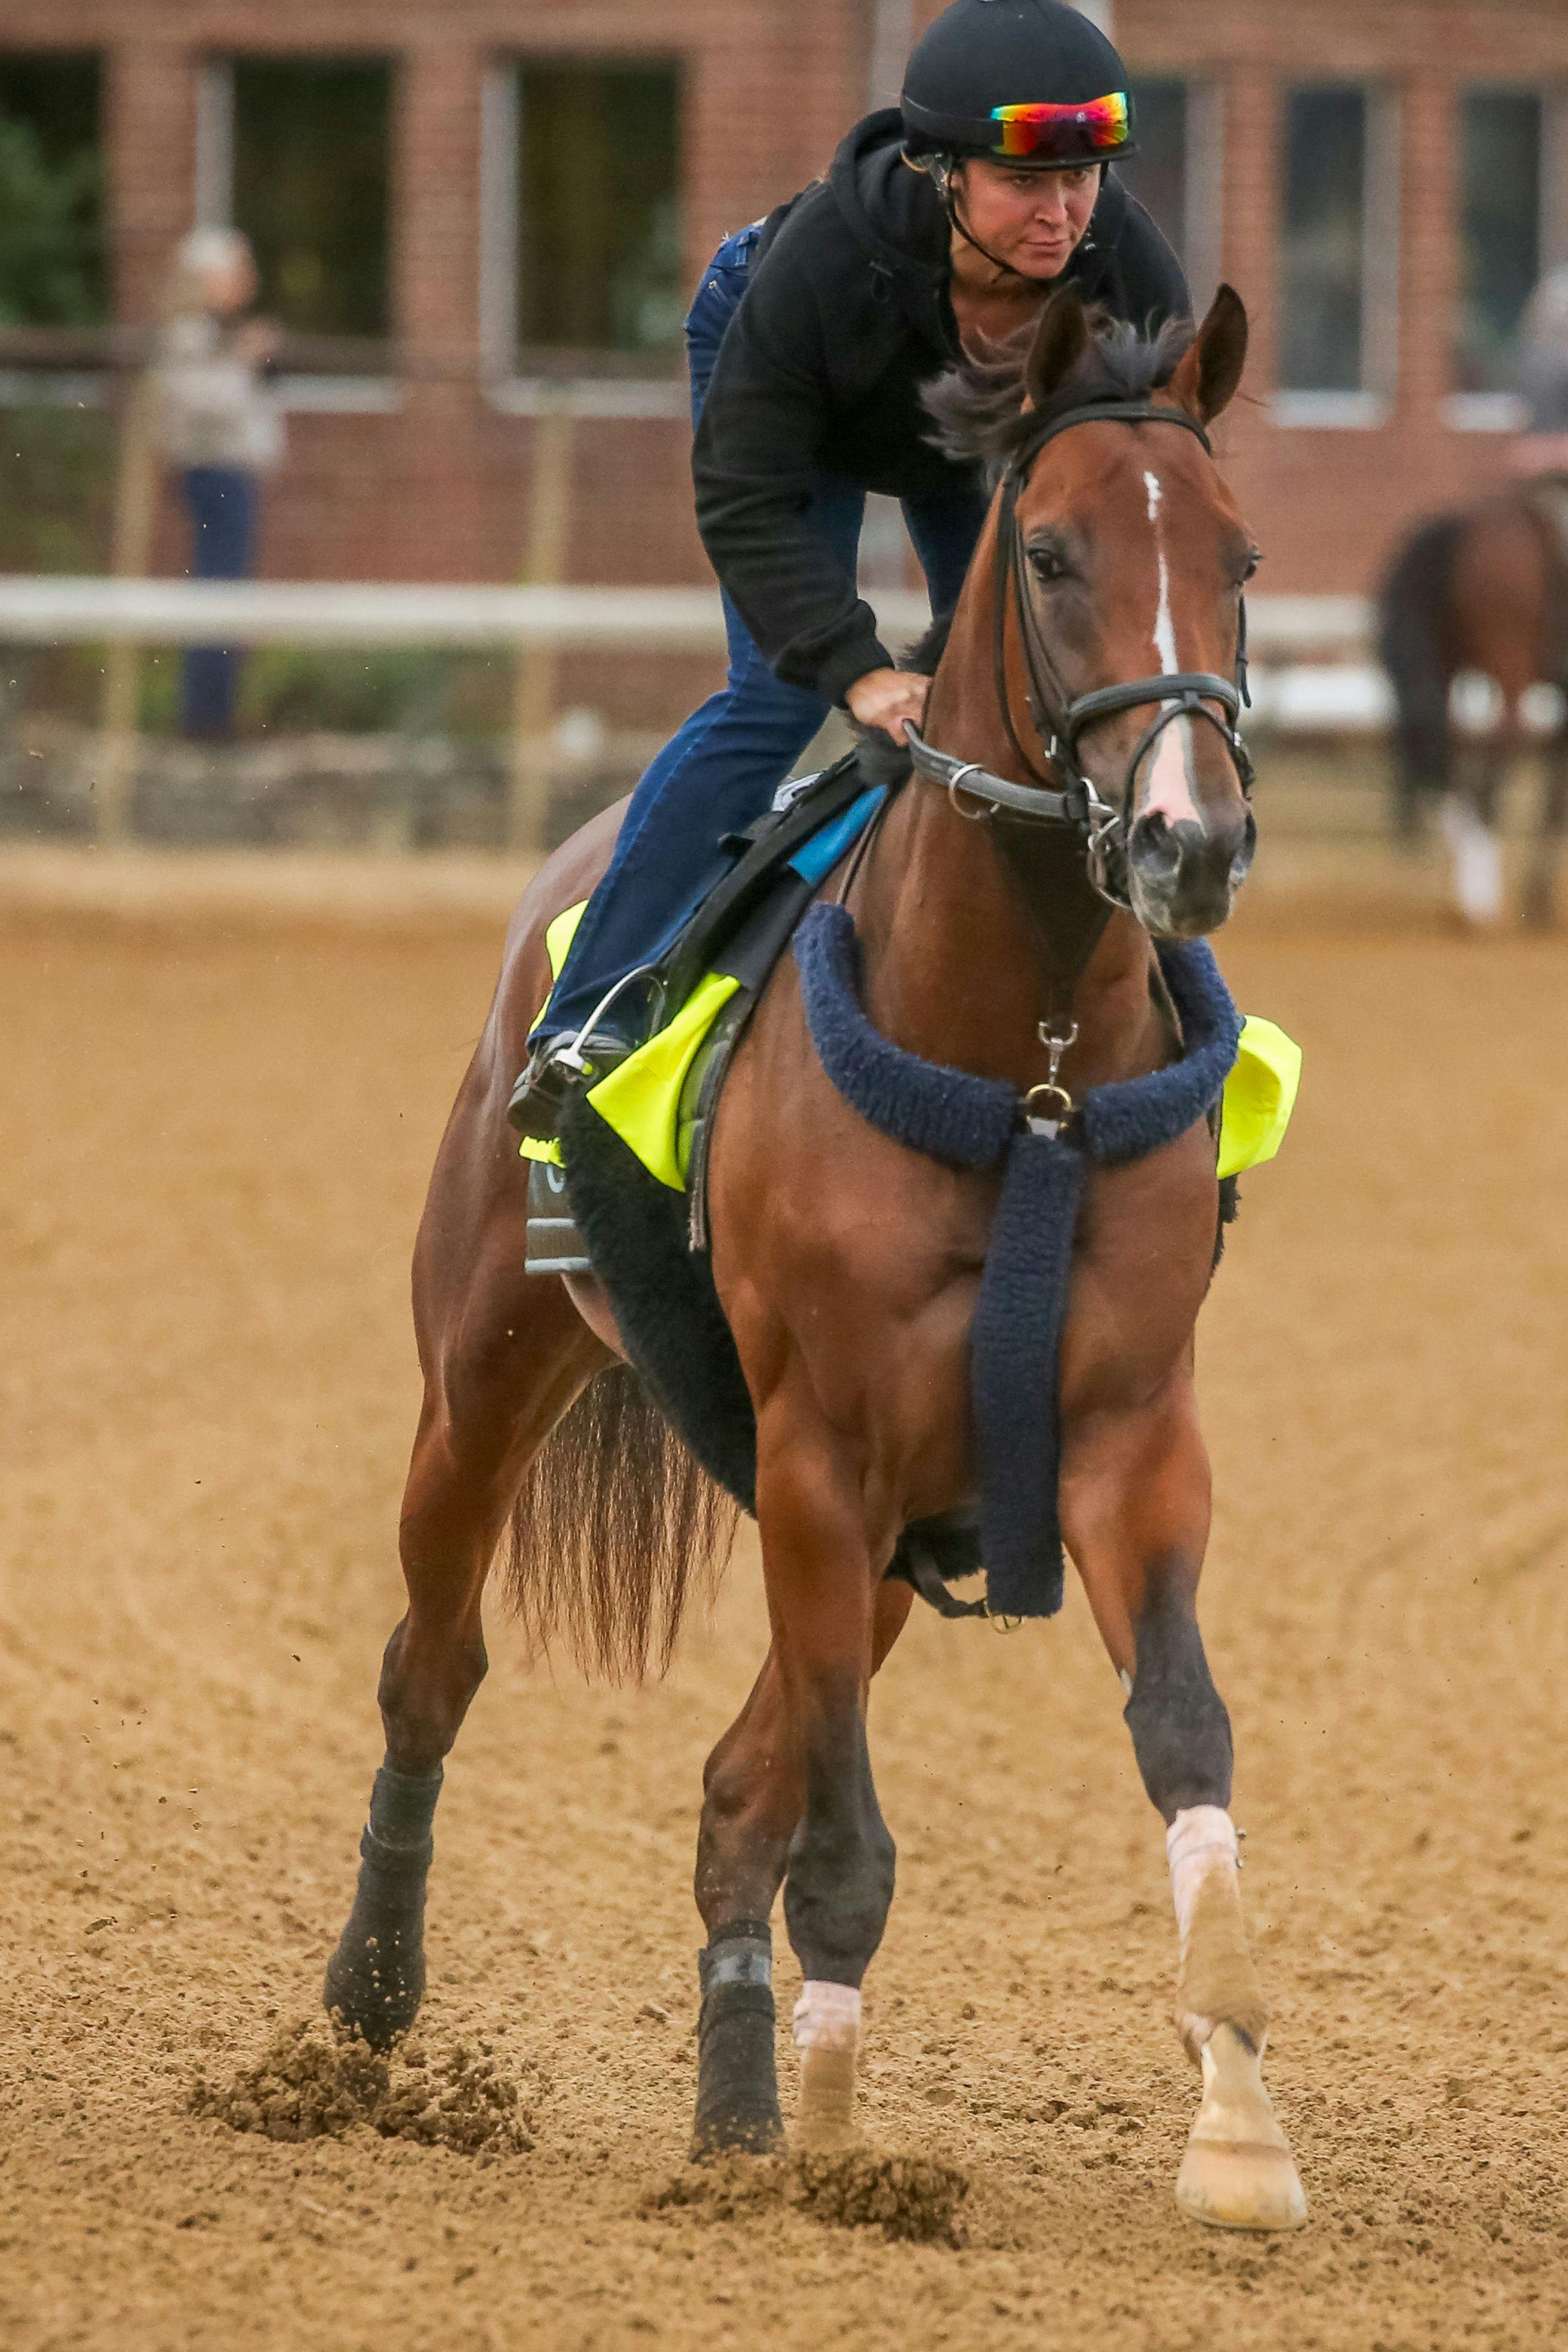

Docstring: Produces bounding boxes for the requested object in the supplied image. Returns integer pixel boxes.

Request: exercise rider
[511,0,1190,1141]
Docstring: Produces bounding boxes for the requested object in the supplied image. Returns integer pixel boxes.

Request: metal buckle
[946,763,992,821]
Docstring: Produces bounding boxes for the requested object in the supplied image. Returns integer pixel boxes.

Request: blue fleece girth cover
[793,901,1241,1619]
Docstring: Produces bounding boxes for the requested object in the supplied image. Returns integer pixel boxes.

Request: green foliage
[0,405,114,573]
[237,647,454,735]
[0,112,106,327]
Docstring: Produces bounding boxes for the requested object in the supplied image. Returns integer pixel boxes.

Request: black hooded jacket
[691,109,1190,706]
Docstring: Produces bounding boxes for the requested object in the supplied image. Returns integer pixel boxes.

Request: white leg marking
[1141,469,1202,828]
[1439,792,1505,923]
[792,1980,862,2054]
[1166,1804,1240,1957]
[793,1982,863,2149]
[1166,1806,1307,2231]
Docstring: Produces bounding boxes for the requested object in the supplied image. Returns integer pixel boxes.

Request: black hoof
[691,1976,783,2159]
[325,1762,442,2048]
[323,1909,426,2050]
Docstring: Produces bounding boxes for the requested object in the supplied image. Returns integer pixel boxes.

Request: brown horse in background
[323,286,1309,2231]
[1380,482,1568,926]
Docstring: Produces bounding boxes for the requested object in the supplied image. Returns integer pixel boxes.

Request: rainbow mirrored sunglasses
[990,91,1130,162]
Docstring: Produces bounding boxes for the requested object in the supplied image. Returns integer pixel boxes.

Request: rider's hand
[845,668,930,745]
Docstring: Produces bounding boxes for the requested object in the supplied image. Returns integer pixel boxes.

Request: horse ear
[1168,284,1249,424]
[1024,286,1092,410]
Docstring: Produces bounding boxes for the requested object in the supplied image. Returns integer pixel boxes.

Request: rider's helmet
[901,0,1135,171]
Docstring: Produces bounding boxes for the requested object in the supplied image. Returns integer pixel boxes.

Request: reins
[904,395,1254,914]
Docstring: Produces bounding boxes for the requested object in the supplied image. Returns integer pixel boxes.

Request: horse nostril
[1128,810,1182,883]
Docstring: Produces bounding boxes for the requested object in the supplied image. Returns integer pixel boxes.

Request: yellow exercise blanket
[521,901,1301,1192]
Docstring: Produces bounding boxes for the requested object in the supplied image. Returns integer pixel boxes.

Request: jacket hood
[827,109,950,290]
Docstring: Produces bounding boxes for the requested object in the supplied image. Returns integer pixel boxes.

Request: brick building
[3,1,1567,724]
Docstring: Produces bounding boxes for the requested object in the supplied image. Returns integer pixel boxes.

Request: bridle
[904,397,1254,915]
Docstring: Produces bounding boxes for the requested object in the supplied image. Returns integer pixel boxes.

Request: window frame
[1273,80,1401,431]
[193,53,400,416]
[1446,86,1568,432]
[479,56,688,420]
[1119,75,1224,318]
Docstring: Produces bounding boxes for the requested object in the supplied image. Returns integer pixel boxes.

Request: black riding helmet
[902,0,1136,171]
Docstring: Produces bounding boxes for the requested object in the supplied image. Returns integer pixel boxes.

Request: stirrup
[506,1031,630,1143]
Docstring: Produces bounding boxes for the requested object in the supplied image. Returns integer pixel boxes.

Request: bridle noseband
[905,397,1254,913]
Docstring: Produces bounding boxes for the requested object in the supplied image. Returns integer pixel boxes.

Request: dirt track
[4,859,1567,2351]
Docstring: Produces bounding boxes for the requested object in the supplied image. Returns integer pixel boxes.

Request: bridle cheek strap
[951,397,1256,907]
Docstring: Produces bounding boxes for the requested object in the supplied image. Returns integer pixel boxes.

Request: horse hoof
[323,1930,425,2051]
[1174,2025,1307,2232]
[690,2108,785,2161]
[793,2046,861,2153]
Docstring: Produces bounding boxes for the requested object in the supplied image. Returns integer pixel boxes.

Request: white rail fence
[3,576,1554,847]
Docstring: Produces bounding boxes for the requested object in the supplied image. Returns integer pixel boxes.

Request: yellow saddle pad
[522,902,1301,1192]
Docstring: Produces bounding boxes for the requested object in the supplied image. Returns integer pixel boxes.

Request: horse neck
[850,516,1159,1092]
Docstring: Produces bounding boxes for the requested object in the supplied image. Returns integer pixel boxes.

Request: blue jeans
[180,465,258,739]
[534,224,987,1047]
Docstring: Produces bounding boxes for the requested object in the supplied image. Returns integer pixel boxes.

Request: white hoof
[1175,2025,1308,2232]
[1439,795,1505,926]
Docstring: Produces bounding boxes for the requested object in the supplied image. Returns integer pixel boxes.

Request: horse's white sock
[792,1980,862,2054]
[1166,1803,1240,1947]
[1166,1805,1265,2059]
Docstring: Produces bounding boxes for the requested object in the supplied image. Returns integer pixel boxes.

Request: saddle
[521,737,906,1265]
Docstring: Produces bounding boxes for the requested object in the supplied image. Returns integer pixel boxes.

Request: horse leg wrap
[792,1980,862,2151]
[323,1761,442,2048]
[691,1919,783,2159]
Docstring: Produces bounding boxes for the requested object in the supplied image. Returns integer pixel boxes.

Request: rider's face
[951,159,1102,280]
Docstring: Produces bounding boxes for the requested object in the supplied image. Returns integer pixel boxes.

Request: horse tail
[1377,512,1465,806]
[500,1364,740,1681]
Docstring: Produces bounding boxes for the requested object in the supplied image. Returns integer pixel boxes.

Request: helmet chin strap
[939,160,1099,293]
[945,186,1036,284]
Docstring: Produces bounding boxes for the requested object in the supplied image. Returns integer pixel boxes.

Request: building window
[1455,90,1542,395]
[0,51,106,327]
[199,57,392,342]
[1277,85,1397,421]
[483,57,684,400]
[1117,78,1222,313]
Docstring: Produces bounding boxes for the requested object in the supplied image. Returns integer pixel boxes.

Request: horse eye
[1030,545,1068,583]
[1239,549,1262,585]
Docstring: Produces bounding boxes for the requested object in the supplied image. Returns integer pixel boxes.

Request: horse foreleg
[690,1576,913,2157]
[1061,1379,1307,2231]
[325,1256,604,2047]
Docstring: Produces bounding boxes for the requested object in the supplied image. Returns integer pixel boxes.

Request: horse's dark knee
[783,1707,895,1986]
[1124,1578,1233,1822]
[376,1611,488,1772]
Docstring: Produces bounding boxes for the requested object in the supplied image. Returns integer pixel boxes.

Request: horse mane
[900,310,1194,674]
[923,307,1194,478]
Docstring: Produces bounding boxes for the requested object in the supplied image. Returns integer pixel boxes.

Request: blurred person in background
[1512,264,1568,480]
[153,226,283,740]
[513,0,1189,1137]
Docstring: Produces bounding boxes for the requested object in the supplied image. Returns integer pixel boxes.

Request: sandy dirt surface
[3,860,1567,2351]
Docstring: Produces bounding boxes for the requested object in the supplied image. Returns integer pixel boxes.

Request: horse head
[930,285,1258,939]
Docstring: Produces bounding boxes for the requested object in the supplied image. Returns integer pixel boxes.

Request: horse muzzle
[1126,806,1256,938]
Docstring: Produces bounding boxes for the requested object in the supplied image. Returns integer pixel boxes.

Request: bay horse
[325,284,1308,2231]
[1379,481,1568,926]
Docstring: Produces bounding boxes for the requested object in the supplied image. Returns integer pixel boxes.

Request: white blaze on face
[1141,468,1203,829]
